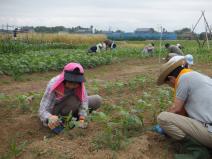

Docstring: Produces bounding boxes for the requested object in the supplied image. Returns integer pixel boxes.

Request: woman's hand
[78,116,88,129]
[48,115,60,129]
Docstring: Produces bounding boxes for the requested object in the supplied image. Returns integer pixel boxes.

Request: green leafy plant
[59,112,77,131]
[92,123,128,151]
[0,48,141,78]
[91,107,143,151]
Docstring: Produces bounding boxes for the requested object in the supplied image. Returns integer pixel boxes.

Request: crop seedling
[92,123,128,151]
[91,80,99,94]
[104,82,113,95]
[114,81,125,93]
[1,137,27,159]
[59,112,77,132]
[158,88,172,112]
[128,79,137,91]
[91,106,143,151]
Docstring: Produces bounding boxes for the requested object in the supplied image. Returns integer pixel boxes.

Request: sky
[0,0,211,32]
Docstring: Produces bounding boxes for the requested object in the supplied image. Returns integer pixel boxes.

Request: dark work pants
[52,95,102,117]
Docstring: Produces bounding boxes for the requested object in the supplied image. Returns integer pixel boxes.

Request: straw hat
[157,58,185,85]
[169,55,185,63]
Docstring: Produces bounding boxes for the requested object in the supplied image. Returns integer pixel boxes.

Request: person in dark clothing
[88,43,103,53]
[165,43,184,55]
[103,39,117,50]
[13,28,18,40]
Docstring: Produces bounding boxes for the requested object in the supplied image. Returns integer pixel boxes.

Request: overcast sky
[0,0,211,32]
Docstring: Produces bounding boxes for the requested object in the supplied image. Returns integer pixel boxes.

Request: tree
[199,32,212,40]
[174,28,191,34]
[115,30,124,33]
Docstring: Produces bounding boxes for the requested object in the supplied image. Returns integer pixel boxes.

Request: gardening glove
[152,124,165,135]
[48,115,60,129]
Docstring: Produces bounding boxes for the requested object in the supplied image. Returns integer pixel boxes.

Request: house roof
[135,28,154,32]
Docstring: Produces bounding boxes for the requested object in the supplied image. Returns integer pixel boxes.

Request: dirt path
[0,57,212,159]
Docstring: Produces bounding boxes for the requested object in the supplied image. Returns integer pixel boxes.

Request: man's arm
[169,74,189,115]
[168,97,185,114]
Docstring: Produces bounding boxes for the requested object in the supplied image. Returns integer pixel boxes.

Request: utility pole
[6,24,8,33]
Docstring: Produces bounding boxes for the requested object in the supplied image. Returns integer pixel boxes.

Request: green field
[0,34,212,159]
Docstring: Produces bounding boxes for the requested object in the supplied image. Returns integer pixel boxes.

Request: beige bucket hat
[157,58,185,85]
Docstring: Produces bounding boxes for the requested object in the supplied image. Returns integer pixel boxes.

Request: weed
[128,80,137,91]
[16,95,30,112]
[1,138,27,159]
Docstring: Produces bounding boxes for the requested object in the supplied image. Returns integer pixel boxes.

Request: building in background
[106,27,177,40]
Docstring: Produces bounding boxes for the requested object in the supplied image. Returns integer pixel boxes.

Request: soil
[0,57,212,159]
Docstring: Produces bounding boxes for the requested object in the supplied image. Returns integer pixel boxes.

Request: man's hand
[48,115,60,129]
[167,105,176,112]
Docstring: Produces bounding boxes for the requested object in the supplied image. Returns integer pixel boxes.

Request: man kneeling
[157,58,212,158]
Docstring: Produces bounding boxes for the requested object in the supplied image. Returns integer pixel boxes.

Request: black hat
[64,69,85,83]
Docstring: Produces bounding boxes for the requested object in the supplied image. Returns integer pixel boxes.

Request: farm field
[0,35,212,159]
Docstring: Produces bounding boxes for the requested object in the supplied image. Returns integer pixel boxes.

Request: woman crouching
[39,63,102,133]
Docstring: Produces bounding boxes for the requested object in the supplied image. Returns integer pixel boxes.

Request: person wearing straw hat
[164,53,181,62]
[39,63,102,132]
[156,58,212,158]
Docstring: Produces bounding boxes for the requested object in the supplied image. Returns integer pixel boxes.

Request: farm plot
[1,55,212,159]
